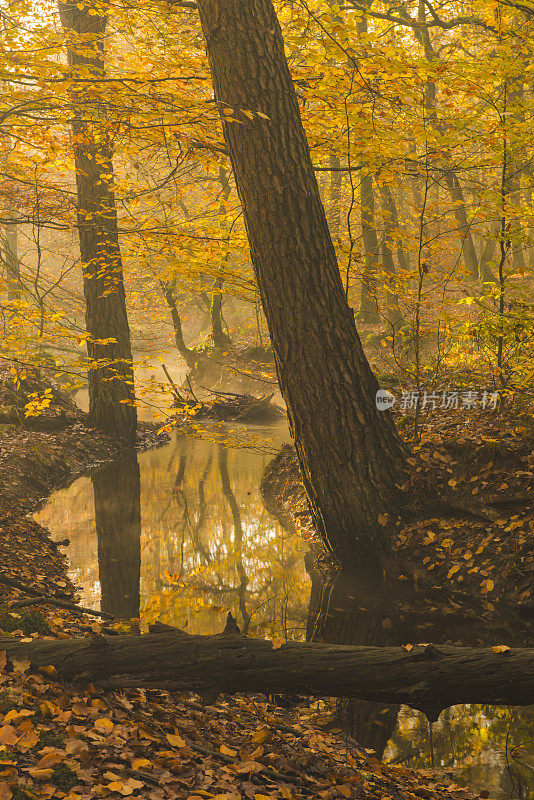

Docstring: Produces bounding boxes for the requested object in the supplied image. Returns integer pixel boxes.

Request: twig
[0,575,112,619]
[161,363,187,404]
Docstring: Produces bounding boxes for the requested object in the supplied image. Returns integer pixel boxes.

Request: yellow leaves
[271,637,285,650]
[106,778,144,796]
[3,710,33,724]
[377,513,388,526]
[481,578,495,594]
[38,665,57,678]
[27,768,54,781]
[15,730,39,751]
[492,645,511,654]
[93,718,114,735]
[233,760,263,775]
[447,564,461,579]
[37,751,64,769]
[219,744,236,757]
[402,644,413,652]
[166,733,186,748]
[131,758,151,770]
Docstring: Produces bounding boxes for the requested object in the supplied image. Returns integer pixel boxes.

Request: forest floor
[262,400,534,642]
[0,362,530,800]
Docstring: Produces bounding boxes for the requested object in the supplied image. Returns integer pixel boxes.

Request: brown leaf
[0,781,12,800]
[28,768,55,780]
[491,645,511,654]
[94,718,114,735]
[166,733,186,748]
[0,726,18,745]
[251,728,271,744]
[235,761,263,774]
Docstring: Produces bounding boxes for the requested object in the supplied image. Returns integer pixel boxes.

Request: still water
[35,427,534,799]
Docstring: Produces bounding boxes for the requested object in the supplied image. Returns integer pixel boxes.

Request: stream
[35,426,534,799]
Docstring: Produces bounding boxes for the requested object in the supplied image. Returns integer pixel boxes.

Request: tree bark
[4,217,21,299]
[162,282,197,368]
[196,0,405,570]
[211,166,232,350]
[357,173,381,323]
[378,184,406,332]
[1,631,532,718]
[58,1,136,441]
[443,171,480,281]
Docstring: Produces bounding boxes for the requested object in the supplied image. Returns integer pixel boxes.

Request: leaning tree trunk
[196,0,405,570]
[58,1,136,441]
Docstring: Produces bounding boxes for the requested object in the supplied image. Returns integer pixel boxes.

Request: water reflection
[93,450,141,619]
[307,566,534,797]
[35,426,309,637]
[35,431,534,798]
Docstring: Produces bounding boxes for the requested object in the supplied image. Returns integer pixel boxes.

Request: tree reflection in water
[92,449,141,619]
[35,431,534,799]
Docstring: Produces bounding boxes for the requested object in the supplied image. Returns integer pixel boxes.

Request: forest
[0,0,533,798]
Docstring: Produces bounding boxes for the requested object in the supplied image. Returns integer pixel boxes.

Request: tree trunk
[162,282,196,368]
[4,217,21,299]
[443,171,480,281]
[58,0,136,441]
[357,173,381,323]
[211,278,231,350]
[378,184,406,332]
[211,167,232,350]
[2,630,533,718]
[196,0,405,570]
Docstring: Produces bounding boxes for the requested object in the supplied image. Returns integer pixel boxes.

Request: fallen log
[1,626,532,720]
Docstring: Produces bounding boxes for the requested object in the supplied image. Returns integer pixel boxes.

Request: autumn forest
[0,0,533,799]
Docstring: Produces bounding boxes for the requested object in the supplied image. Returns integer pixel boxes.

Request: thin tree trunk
[378,184,406,332]
[357,173,381,323]
[443,171,480,280]
[162,282,196,368]
[211,166,232,350]
[4,217,21,299]
[58,0,136,441]
[2,630,533,717]
[329,154,343,237]
[196,0,405,570]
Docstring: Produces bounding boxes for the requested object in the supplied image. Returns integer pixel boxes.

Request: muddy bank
[0,420,166,606]
[261,408,534,619]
